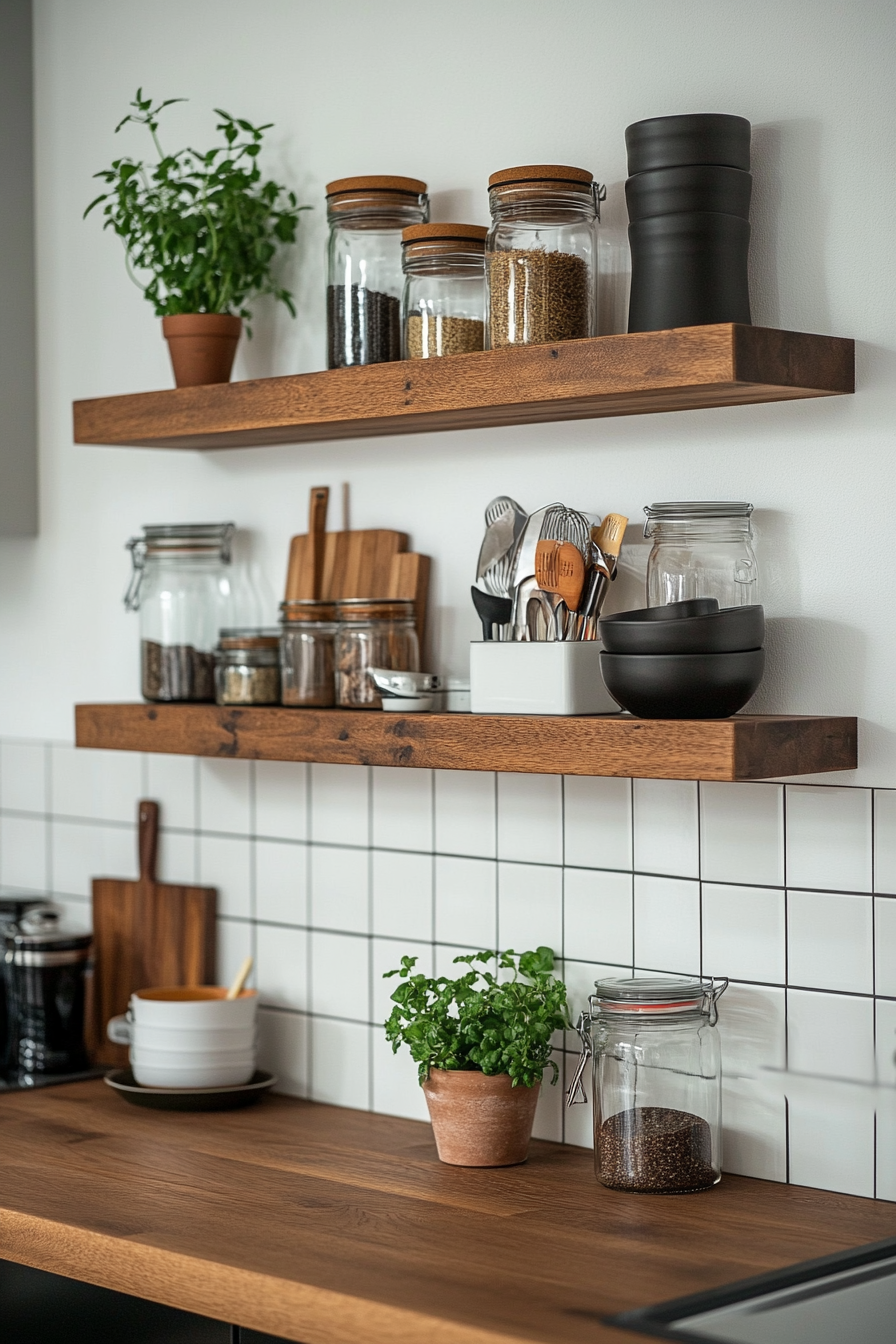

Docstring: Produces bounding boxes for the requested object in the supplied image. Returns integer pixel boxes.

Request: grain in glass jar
[335,599,419,709]
[401,223,487,359]
[214,630,281,705]
[486,165,602,348]
[279,600,337,707]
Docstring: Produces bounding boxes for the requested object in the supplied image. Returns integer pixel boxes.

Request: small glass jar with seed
[401,223,487,359]
[335,599,420,709]
[486,164,603,349]
[279,600,337,708]
[214,630,281,706]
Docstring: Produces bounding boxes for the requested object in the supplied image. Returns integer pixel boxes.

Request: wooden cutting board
[285,528,409,602]
[90,800,217,1067]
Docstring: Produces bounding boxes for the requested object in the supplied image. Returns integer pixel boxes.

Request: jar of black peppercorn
[326,176,429,368]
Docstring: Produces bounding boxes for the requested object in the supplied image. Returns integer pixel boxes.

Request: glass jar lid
[643,501,753,539]
[336,598,415,622]
[125,523,235,611]
[488,164,604,219]
[402,222,487,266]
[593,974,727,1019]
[280,600,338,624]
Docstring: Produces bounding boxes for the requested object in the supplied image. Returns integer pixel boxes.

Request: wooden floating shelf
[75,703,857,782]
[73,324,854,451]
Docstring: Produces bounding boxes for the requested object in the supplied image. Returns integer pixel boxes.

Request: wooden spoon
[594,513,628,564]
[534,538,561,592]
[555,542,585,611]
[226,956,253,1000]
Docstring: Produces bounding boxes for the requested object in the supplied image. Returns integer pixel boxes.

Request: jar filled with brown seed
[335,599,419,709]
[566,974,727,1193]
[279,600,337,707]
[214,630,281,706]
[401,223,487,359]
[485,165,603,348]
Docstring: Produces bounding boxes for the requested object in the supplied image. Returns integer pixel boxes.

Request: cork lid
[326,175,427,197]
[402,223,487,245]
[336,598,415,622]
[489,164,593,189]
[218,628,280,650]
[402,222,487,263]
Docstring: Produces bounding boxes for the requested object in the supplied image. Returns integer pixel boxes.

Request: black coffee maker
[0,896,51,1075]
[3,907,92,1085]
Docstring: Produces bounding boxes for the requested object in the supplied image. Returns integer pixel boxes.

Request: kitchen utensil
[625,164,752,222]
[600,603,764,655]
[107,985,258,1088]
[510,506,549,638]
[3,909,92,1082]
[625,113,751,175]
[595,513,628,563]
[91,800,217,1068]
[555,542,586,612]
[477,497,520,581]
[534,539,568,640]
[471,586,513,640]
[599,648,765,718]
[573,513,628,641]
[628,210,751,333]
[370,667,441,713]
[227,956,254,1001]
[104,1068,276,1112]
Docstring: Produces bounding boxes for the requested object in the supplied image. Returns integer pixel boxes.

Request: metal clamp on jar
[566,974,728,1193]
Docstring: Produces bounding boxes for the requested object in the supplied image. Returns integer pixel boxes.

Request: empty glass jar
[335,599,419,709]
[326,175,429,368]
[644,501,759,607]
[279,600,337,707]
[214,630,281,705]
[401,223,487,359]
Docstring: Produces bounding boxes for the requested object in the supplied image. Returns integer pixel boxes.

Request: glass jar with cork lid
[326,176,429,368]
[335,599,420,709]
[486,165,604,349]
[401,223,487,359]
[279,600,337,707]
[214,630,281,706]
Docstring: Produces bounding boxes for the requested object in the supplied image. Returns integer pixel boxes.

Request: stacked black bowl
[598,598,765,719]
[625,113,752,333]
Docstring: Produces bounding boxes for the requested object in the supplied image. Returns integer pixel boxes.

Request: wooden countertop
[0,1082,893,1344]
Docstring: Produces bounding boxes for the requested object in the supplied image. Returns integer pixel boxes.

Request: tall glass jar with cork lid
[326,176,429,368]
[486,165,603,349]
[401,223,487,359]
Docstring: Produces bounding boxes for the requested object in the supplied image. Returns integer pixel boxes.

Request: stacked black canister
[625,114,752,333]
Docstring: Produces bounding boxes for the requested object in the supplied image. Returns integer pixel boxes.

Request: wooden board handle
[138,800,159,883]
[308,486,329,601]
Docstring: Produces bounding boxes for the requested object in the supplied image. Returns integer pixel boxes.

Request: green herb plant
[384,947,570,1088]
[85,89,308,331]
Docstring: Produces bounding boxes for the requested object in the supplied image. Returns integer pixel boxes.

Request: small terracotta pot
[422,1069,541,1167]
[162,313,242,388]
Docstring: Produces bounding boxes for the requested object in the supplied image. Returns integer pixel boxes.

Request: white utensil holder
[469,641,619,715]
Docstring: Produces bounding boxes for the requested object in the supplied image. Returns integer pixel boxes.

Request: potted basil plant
[85,89,308,387]
[384,947,570,1167]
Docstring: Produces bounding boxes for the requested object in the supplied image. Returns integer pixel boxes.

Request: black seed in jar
[488,249,590,347]
[327,284,401,367]
[598,1106,715,1193]
[142,640,215,703]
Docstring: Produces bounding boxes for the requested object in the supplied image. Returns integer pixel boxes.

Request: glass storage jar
[567,975,728,1193]
[335,599,419,709]
[644,501,758,607]
[279,600,337,707]
[486,164,603,348]
[125,523,235,703]
[326,175,429,368]
[214,630,281,705]
[401,223,487,359]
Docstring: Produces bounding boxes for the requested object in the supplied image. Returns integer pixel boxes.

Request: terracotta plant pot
[422,1068,541,1167]
[162,313,242,388]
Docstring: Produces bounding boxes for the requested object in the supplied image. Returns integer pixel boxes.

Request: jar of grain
[279,600,337,707]
[214,630,281,705]
[326,176,429,368]
[335,599,420,709]
[566,975,727,1193]
[485,165,604,348]
[401,223,487,359]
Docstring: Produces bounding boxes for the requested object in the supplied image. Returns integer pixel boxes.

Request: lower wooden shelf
[74,703,857,781]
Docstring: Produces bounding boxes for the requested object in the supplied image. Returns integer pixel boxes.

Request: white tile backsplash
[258,1008,308,1098]
[785,785,873,893]
[310,930,370,1021]
[310,763,369,846]
[372,766,433,852]
[702,883,785,985]
[255,839,308,927]
[788,1086,876,1198]
[434,854,496,949]
[198,758,252,835]
[874,896,896,997]
[787,889,873,994]
[256,923,308,1011]
[787,988,875,1082]
[718,983,787,1182]
[875,999,896,1203]
[497,773,563,866]
[563,867,632,967]
[371,849,432,942]
[217,917,254,990]
[310,844,369,933]
[51,746,143,824]
[310,1017,370,1110]
[434,769,495,858]
[255,761,307,841]
[0,740,47,814]
[873,789,896,894]
[0,813,48,891]
[371,1028,430,1122]
[632,779,699,878]
[198,833,252,919]
[563,775,632,872]
[633,873,701,973]
[155,828,197,885]
[700,782,784,887]
[497,861,563,956]
[145,753,197,831]
[51,819,136,897]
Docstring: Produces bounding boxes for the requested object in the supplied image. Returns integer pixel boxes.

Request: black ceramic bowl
[600,604,764,655]
[625,113,752,175]
[600,649,765,719]
[625,165,752,223]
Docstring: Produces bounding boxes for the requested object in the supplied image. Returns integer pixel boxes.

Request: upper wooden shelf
[74,703,857,781]
[73,324,854,451]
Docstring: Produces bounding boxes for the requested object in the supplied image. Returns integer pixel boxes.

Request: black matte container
[628,211,751,332]
[4,908,91,1082]
[626,114,751,175]
[600,604,764,655]
[625,165,752,224]
[600,649,765,719]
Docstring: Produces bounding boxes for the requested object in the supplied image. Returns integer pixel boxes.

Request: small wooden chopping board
[90,800,217,1067]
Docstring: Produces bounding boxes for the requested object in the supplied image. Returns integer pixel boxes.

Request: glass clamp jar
[279,600,337,707]
[401,223,487,359]
[214,630,281,706]
[335,599,420,709]
[567,974,728,1193]
[644,501,758,608]
[125,523,235,703]
[326,175,429,368]
[486,164,605,349]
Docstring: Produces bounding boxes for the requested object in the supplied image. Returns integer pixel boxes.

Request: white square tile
[255,761,308,841]
[198,834,251,918]
[719,982,787,1074]
[498,862,563,957]
[877,998,896,1088]
[51,894,92,930]
[198,759,252,835]
[874,789,896,895]
[563,868,632,966]
[497,773,562,866]
[632,779,699,879]
[434,770,495,858]
[155,829,196,885]
[532,1051,564,1142]
[372,937,433,1030]
[51,821,136,898]
[371,1027,430,1122]
[563,1051,596,1149]
[256,839,308,926]
[721,1078,787,1182]
[310,845,369,934]
[434,855,496,950]
[258,1008,308,1098]
[371,849,432,942]
[256,923,308,1011]
[788,890,873,994]
[51,746,143,824]
[371,767,433,852]
[310,1017,370,1110]
[0,740,47,813]
[787,988,875,1082]
[875,896,896,998]
[145,753,196,831]
[875,999,896,1201]
[1,814,47,891]
[786,785,872,893]
[700,782,784,887]
[633,874,700,974]
[718,984,787,1182]
[563,776,632,871]
[217,917,254,990]
[788,1088,875,1197]
[310,764,369,847]
[702,883,785,985]
[310,930,370,1021]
